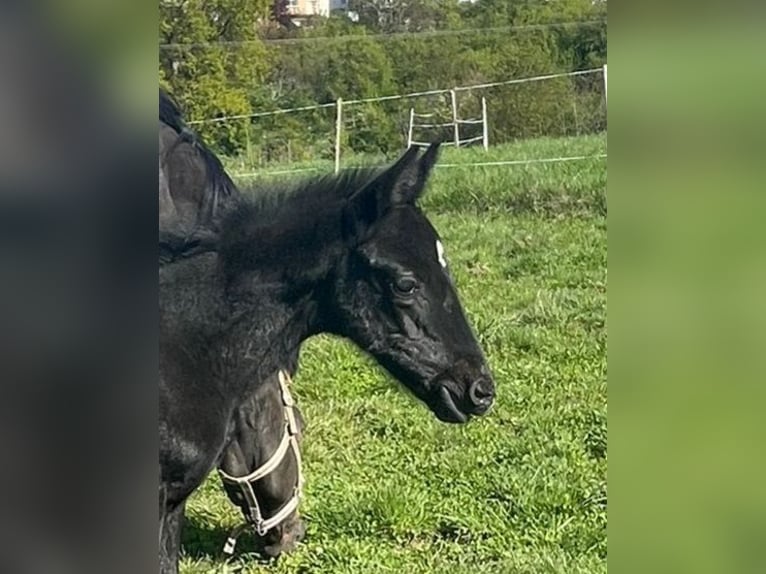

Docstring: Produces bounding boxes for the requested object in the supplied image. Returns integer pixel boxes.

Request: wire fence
[229,153,608,180]
[187,69,602,126]
[187,66,607,177]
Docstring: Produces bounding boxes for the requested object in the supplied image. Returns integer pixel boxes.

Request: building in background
[286,0,350,19]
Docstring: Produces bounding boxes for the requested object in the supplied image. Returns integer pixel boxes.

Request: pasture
[181,134,607,573]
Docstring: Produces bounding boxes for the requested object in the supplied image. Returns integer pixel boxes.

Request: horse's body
[159,139,496,573]
[159,89,306,563]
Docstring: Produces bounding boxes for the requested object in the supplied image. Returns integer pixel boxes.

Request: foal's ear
[342,146,420,243]
[343,143,440,244]
[390,142,440,205]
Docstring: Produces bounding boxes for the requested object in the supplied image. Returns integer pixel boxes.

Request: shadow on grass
[181,514,273,564]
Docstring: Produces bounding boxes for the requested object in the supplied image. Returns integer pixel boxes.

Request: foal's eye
[393,276,418,295]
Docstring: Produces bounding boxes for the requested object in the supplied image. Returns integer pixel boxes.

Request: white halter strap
[218,370,304,552]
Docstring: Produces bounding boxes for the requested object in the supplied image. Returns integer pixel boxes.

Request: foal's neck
[223,273,321,397]
[218,180,357,392]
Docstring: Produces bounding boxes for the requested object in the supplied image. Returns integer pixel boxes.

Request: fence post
[407,108,415,148]
[481,97,489,150]
[334,97,343,174]
[450,89,459,148]
[603,64,607,105]
[244,117,253,170]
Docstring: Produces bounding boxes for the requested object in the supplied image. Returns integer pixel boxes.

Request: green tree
[159,0,606,161]
[159,0,273,153]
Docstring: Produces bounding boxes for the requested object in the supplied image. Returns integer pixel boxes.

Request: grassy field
[181,135,607,573]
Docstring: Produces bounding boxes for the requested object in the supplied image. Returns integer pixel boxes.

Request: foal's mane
[240,167,381,226]
[219,167,384,277]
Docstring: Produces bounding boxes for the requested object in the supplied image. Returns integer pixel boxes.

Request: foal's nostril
[468,378,494,407]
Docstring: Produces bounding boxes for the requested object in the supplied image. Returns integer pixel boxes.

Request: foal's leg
[159,501,185,574]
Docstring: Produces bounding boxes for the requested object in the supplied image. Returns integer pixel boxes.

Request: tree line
[159,0,606,162]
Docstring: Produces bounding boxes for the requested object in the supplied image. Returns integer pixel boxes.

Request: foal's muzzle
[429,360,495,423]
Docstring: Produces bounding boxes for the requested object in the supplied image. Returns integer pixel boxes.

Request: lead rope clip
[222,523,249,557]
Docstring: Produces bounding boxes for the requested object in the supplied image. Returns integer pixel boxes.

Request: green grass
[181,135,607,573]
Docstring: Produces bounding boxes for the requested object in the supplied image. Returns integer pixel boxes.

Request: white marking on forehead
[435,240,447,268]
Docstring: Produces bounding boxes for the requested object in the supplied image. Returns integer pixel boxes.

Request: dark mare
[159,89,307,560]
[159,134,496,573]
[159,88,238,239]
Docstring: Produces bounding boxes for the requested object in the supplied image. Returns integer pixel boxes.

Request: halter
[218,370,304,555]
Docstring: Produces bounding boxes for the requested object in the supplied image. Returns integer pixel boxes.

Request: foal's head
[223,144,495,423]
[329,144,495,422]
[218,371,306,557]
